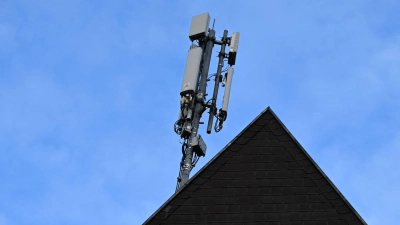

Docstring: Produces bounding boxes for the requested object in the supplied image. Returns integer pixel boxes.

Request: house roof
[143,107,367,224]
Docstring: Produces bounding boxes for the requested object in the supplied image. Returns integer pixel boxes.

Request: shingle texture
[143,107,367,225]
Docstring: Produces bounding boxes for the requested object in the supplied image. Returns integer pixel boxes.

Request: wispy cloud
[1,1,399,224]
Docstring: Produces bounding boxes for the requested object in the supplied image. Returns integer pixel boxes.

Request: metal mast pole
[179,30,215,187]
[207,30,228,134]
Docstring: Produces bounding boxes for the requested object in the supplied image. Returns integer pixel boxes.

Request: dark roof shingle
[143,107,367,225]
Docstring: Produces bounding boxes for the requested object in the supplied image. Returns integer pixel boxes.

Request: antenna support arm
[206,30,228,134]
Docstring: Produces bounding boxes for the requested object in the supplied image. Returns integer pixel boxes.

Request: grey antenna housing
[180,45,203,96]
[190,135,207,157]
[189,13,210,41]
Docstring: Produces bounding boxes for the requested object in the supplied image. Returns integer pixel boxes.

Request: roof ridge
[143,106,367,224]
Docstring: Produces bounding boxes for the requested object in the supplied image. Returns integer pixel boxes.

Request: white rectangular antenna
[228,32,240,65]
[222,67,234,113]
[189,13,210,41]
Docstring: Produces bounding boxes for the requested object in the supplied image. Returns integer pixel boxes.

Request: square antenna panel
[189,13,210,41]
[190,135,207,157]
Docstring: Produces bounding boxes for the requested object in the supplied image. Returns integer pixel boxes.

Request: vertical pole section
[179,30,215,188]
[207,30,228,134]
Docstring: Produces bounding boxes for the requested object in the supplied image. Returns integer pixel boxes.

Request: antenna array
[174,12,240,191]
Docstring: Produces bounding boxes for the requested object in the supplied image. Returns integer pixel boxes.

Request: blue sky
[1,0,399,224]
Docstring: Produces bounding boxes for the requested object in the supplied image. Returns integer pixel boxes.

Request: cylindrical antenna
[206,30,228,134]
[180,46,203,96]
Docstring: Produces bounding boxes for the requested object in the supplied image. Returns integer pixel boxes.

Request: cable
[214,114,223,132]
[207,66,229,80]
[214,118,223,132]
[181,142,188,156]
[207,73,216,80]
[191,155,200,171]
[205,98,214,106]
[174,120,182,134]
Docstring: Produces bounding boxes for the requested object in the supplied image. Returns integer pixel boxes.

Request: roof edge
[267,108,367,225]
[143,107,271,224]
